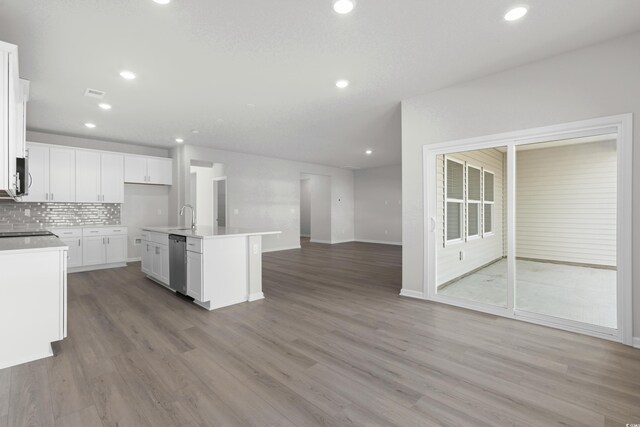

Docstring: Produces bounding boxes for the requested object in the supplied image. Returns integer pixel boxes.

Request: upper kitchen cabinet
[24,143,76,202]
[0,40,28,199]
[124,155,172,185]
[76,150,124,203]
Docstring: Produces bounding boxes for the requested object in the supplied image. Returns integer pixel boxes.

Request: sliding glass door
[424,115,631,343]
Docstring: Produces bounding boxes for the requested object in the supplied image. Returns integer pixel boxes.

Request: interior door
[75,150,101,203]
[100,153,124,203]
[49,147,76,202]
[23,144,49,202]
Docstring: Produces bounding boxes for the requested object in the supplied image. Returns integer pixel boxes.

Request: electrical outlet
[384,230,388,235]
[157,209,162,215]
[24,209,30,217]
[385,200,388,205]
[234,209,239,215]
[134,238,142,245]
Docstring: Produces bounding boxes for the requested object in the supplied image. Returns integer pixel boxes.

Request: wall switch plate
[234,209,239,215]
[157,209,162,215]
[134,238,142,245]
[384,230,388,235]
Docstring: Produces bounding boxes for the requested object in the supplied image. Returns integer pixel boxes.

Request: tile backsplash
[0,202,121,231]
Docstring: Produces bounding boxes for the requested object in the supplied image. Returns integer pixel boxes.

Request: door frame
[422,113,633,345]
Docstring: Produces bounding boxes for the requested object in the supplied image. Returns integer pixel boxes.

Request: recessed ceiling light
[98,103,112,110]
[336,79,350,89]
[191,129,199,134]
[175,138,184,143]
[247,103,256,108]
[85,123,96,129]
[504,6,528,21]
[119,70,136,80]
[153,0,171,4]
[333,0,355,14]
[365,149,373,155]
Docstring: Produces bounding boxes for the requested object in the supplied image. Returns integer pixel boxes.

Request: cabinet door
[186,251,203,300]
[141,242,153,275]
[61,237,83,268]
[100,153,124,203]
[147,158,172,185]
[159,244,170,284]
[76,151,101,203]
[82,236,106,266]
[124,156,147,184]
[49,147,76,202]
[23,144,49,202]
[152,244,162,279]
[106,235,127,264]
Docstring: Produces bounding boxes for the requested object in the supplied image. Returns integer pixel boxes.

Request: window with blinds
[445,159,464,243]
[467,165,481,239]
[484,170,495,234]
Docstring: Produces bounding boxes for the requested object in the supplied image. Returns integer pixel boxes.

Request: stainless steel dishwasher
[168,234,187,294]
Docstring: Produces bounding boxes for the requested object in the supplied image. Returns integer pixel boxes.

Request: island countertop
[141,226,281,239]
[0,235,68,255]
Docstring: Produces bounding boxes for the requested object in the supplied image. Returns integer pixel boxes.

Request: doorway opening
[188,161,225,228]
[423,114,632,344]
[300,173,331,245]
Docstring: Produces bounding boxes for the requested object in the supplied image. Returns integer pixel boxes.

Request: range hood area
[0,40,30,200]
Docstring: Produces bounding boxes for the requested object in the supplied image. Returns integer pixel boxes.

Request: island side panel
[248,235,264,301]
[202,236,248,310]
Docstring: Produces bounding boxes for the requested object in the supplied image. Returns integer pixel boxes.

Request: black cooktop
[0,230,55,238]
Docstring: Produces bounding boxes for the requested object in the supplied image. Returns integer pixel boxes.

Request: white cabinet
[76,151,101,203]
[77,227,128,268]
[76,151,123,203]
[141,241,153,275]
[124,155,172,185]
[106,234,127,263]
[82,235,106,266]
[187,251,203,300]
[49,147,76,202]
[141,232,170,285]
[0,41,20,198]
[100,153,124,203]
[23,144,76,202]
[60,237,83,268]
[152,244,170,284]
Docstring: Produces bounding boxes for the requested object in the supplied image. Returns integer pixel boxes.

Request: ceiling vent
[84,88,106,99]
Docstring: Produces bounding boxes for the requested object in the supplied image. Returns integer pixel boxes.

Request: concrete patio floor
[438,259,617,328]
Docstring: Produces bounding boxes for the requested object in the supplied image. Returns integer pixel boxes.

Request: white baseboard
[248,292,265,302]
[128,257,141,263]
[331,239,355,244]
[400,289,424,299]
[355,239,402,246]
[310,239,332,244]
[262,245,301,253]
[68,262,127,273]
[633,337,640,349]
[300,234,310,238]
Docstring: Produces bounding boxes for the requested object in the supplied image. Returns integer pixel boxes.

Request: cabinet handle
[108,237,110,244]
[51,193,54,201]
[46,193,49,201]
[102,237,105,244]
[78,239,80,246]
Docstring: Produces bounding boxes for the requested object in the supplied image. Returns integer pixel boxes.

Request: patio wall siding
[516,140,617,267]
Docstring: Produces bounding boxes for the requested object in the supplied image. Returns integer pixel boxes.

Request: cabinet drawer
[53,228,82,238]
[105,227,127,236]
[186,237,202,253]
[83,227,107,236]
[141,231,151,241]
[150,232,169,245]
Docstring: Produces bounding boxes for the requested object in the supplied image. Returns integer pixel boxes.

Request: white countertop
[0,235,68,254]
[142,226,282,239]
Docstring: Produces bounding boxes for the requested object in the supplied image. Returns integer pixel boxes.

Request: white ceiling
[1,0,639,168]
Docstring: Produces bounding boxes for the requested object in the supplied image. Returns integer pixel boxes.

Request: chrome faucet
[180,204,196,229]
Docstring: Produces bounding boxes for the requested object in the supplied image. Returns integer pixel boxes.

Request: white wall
[401,32,640,335]
[516,140,617,267]
[170,144,355,252]
[190,165,215,226]
[300,178,311,237]
[354,164,402,244]
[436,149,505,285]
[25,131,171,260]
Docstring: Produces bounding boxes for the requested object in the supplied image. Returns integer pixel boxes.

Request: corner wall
[401,32,640,335]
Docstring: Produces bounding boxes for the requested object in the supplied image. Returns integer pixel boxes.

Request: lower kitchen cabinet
[52,226,128,272]
[186,250,203,300]
[60,237,82,268]
[141,232,170,286]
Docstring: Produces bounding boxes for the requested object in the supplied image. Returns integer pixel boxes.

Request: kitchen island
[0,234,67,369]
[140,226,280,310]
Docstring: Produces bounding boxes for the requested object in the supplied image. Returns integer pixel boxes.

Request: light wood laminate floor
[1,240,640,426]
